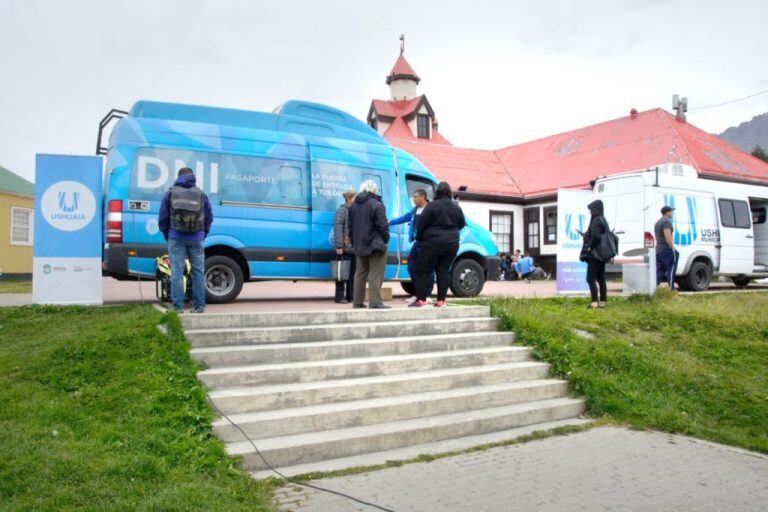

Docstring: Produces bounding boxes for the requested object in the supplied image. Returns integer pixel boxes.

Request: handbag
[330,257,351,282]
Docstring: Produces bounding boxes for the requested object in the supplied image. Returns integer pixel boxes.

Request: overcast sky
[2,0,767,182]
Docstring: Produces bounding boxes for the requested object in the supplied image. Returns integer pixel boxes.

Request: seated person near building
[499,253,511,280]
[514,253,551,282]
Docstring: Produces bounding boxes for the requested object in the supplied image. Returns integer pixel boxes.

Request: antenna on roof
[399,34,405,54]
[672,94,688,122]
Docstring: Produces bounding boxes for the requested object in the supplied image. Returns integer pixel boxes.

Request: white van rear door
[716,197,754,274]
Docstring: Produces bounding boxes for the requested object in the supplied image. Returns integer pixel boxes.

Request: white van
[592,163,768,291]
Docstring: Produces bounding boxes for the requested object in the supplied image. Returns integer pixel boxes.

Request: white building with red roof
[367,50,768,271]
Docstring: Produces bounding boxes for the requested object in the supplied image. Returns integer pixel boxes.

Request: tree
[752,145,768,163]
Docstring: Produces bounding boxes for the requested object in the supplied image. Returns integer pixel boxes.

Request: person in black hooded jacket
[348,180,391,309]
[580,199,609,308]
[412,182,466,308]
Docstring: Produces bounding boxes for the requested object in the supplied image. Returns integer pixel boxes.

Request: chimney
[672,94,688,122]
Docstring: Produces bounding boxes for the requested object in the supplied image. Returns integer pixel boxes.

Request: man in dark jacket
[580,199,608,308]
[412,182,466,307]
[158,168,213,313]
[348,180,390,309]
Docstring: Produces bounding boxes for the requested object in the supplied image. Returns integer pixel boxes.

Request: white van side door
[716,197,754,274]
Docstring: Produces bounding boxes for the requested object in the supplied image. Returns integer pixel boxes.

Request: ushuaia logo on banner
[562,213,586,249]
[40,180,96,232]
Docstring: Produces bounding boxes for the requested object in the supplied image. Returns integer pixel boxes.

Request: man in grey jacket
[333,190,356,303]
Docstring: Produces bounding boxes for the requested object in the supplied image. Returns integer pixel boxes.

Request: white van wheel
[682,260,711,292]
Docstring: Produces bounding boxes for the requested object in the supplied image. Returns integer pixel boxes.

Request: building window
[417,114,430,139]
[718,199,751,229]
[10,207,33,246]
[524,207,540,255]
[489,211,513,253]
[544,206,557,244]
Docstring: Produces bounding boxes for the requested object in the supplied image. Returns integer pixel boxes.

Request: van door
[308,144,396,278]
[716,197,754,274]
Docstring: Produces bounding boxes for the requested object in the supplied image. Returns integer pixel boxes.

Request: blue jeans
[169,238,206,311]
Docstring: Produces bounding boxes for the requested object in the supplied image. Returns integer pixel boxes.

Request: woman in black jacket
[580,199,608,309]
[411,182,466,308]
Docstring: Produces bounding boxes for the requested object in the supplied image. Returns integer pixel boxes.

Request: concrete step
[250,418,594,479]
[180,305,491,330]
[214,379,570,442]
[198,346,533,390]
[209,361,551,415]
[191,331,515,368]
[228,397,587,471]
[186,317,499,348]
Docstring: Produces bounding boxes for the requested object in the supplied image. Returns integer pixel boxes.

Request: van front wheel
[682,260,711,292]
[205,255,244,303]
[449,258,485,297]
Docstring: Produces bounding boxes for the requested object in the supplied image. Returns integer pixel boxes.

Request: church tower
[366,37,451,145]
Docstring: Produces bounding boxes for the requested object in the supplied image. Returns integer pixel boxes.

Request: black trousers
[334,253,356,302]
[415,242,459,301]
[586,259,607,302]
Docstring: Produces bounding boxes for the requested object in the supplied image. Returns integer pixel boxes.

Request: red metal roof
[372,95,452,145]
[387,54,420,83]
[387,108,768,200]
[391,139,522,197]
[372,97,423,119]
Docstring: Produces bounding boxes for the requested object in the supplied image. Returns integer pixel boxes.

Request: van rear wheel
[731,276,751,288]
[682,260,711,292]
[205,255,244,303]
[449,258,485,297]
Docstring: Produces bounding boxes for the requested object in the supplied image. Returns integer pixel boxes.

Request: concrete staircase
[181,306,589,479]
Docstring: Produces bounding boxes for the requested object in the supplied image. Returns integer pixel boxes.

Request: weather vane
[399,34,405,54]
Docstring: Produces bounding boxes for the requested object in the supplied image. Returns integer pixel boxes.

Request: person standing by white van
[655,205,677,287]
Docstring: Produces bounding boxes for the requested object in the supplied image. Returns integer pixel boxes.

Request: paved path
[273,427,768,512]
[3,278,764,310]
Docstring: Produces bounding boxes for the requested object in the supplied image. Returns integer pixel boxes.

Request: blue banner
[33,154,103,305]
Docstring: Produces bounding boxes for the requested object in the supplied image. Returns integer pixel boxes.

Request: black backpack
[169,186,205,233]
[594,217,619,262]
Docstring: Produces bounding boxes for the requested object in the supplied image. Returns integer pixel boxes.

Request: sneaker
[408,300,428,308]
[369,303,392,309]
[334,299,349,304]
[405,296,417,304]
[171,307,184,314]
[192,308,205,314]
[353,303,367,309]
[434,300,446,308]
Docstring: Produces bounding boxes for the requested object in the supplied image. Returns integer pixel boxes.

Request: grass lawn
[483,291,768,453]
[0,280,31,294]
[0,305,273,511]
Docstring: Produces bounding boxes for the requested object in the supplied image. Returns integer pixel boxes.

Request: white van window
[718,199,751,229]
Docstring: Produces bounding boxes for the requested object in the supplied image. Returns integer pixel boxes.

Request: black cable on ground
[206,397,396,512]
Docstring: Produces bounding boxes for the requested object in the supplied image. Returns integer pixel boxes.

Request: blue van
[99,100,500,302]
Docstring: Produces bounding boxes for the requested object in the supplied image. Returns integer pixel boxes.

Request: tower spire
[399,33,405,54]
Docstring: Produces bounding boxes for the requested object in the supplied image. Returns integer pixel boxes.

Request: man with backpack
[158,167,213,314]
[579,199,617,309]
